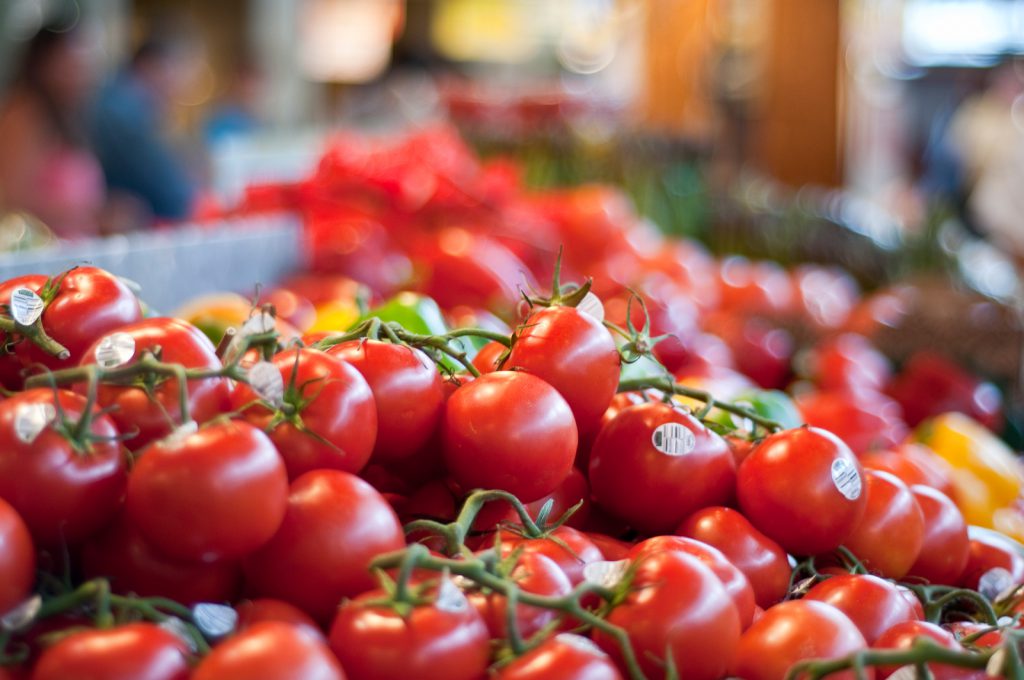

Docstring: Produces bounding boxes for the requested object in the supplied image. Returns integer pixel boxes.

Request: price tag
[651,423,696,456]
[830,458,862,501]
[248,361,284,408]
[14,402,55,444]
[583,559,630,589]
[95,333,136,368]
[9,288,43,325]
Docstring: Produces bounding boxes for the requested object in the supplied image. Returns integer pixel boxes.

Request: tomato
[193,622,344,680]
[629,535,756,628]
[442,371,577,503]
[717,256,795,316]
[126,420,288,563]
[872,620,965,679]
[259,288,317,332]
[594,551,741,680]
[588,402,735,534]
[737,426,866,555]
[497,526,604,586]
[797,389,908,456]
[77,318,230,451]
[944,621,1003,648]
[860,443,956,501]
[841,470,925,579]
[804,575,921,644]
[677,506,792,608]
[326,341,443,464]
[0,274,47,388]
[13,266,142,372]
[0,388,126,547]
[243,470,405,623]
[734,599,871,680]
[887,352,1002,431]
[906,485,970,586]
[801,333,890,393]
[791,265,860,331]
[494,633,623,680]
[958,529,1024,593]
[471,340,506,374]
[235,599,322,639]
[0,498,34,615]
[585,533,632,562]
[467,552,571,639]
[525,468,590,529]
[703,314,793,390]
[231,348,377,478]
[31,623,190,680]
[504,305,619,435]
[81,514,240,605]
[329,586,490,680]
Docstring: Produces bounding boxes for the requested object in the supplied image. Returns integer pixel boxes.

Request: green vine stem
[0,316,69,360]
[784,637,995,680]
[901,584,1000,626]
[404,489,546,555]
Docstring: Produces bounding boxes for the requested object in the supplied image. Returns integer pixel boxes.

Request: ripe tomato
[494,633,623,680]
[467,551,572,639]
[77,318,230,451]
[958,529,1024,592]
[588,402,735,534]
[193,622,344,680]
[31,623,190,680]
[525,468,591,529]
[0,388,126,547]
[860,443,956,501]
[906,485,970,585]
[594,551,741,680]
[235,599,322,639]
[801,333,890,393]
[329,585,491,680]
[326,340,443,463]
[737,426,866,555]
[231,348,377,478]
[504,305,620,435]
[734,600,871,680]
[126,420,289,563]
[80,513,240,605]
[677,506,792,608]
[0,498,34,616]
[797,389,908,456]
[497,525,604,586]
[442,371,577,503]
[243,470,405,623]
[629,535,756,629]
[841,470,925,579]
[872,620,965,679]
[804,574,921,645]
[0,274,47,388]
[471,340,506,374]
[13,266,142,372]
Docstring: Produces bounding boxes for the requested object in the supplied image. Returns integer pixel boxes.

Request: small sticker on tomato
[583,559,630,588]
[9,287,44,326]
[158,617,198,652]
[95,332,136,368]
[577,292,604,323]
[192,603,237,639]
[14,402,55,444]
[830,458,862,500]
[435,574,469,613]
[978,567,1014,601]
[651,422,696,456]
[248,361,284,408]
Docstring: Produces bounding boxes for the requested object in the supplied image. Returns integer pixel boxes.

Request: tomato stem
[0,316,70,361]
[784,636,996,680]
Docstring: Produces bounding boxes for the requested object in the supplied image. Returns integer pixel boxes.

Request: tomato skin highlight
[31,623,191,680]
[803,574,922,645]
[494,634,623,680]
[192,622,345,680]
[871,620,965,679]
[906,485,970,585]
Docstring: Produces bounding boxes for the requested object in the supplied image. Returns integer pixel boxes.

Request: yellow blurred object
[307,300,360,334]
[174,293,254,344]
[916,412,1024,537]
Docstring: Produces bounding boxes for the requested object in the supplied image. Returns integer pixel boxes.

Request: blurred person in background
[203,58,264,147]
[91,26,200,224]
[0,22,106,238]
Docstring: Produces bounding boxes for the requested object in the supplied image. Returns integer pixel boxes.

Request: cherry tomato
[326,340,443,464]
[588,402,735,534]
[737,426,866,555]
[126,420,288,563]
[841,470,924,579]
[467,551,571,639]
[243,470,405,623]
[0,498,34,616]
[677,506,792,608]
[594,551,741,680]
[0,388,126,547]
[872,620,965,679]
[235,599,322,639]
[497,525,604,586]
[734,600,871,680]
[494,633,623,680]
[797,389,908,456]
[442,371,577,503]
[906,485,970,586]
[31,623,190,680]
[231,348,377,478]
[192,622,344,680]
[329,586,490,680]
[958,530,1024,593]
[804,574,921,644]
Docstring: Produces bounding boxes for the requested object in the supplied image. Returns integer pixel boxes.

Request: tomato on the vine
[31,623,190,680]
[496,525,604,586]
[906,485,970,586]
[803,574,922,645]
[467,551,571,639]
[234,599,322,639]
[494,634,623,680]
[0,497,34,616]
[871,620,966,679]
[840,470,925,579]
[192,622,344,680]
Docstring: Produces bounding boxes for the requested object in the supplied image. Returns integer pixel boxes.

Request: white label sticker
[95,332,136,368]
[192,603,238,639]
[651,423,696,456]
[830,458,862,500]
[240,312,276,337]
[555,633,603,654]
[248,361,284,408]
[163,420,199,448]
[978,567,1015,601]
[577,292,605,323]
[158,617,198,653]
[14,403,55,444]
[0,595,41,631]
[583,559,630,589]
[9,288,43,326]
[435,575,469,613]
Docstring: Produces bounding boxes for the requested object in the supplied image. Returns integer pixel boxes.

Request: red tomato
[588,402,735,535]
[585,533,632,562]
[801,333,890,393]
[860,443,956,500]
[420,229,535,312]
[0,498,34,615]
[841,470,925,579]
[958,530,1024,593]
[497,526,604,586]
[804,574,921,644]
[629,535,756,629]
[717,256,795,316]
[471,341,506,374]
[906,485,970,586]
[243,470,405,623]
[235,599,322,639]
[126,420,289,563]
[872,620,965,679]
[887,352,1002,430]
[797,389,908,455]
[791,265,860,331]
[442,371,577,503]
[737,426,867,556]
[329,586,490,680]
[504,305,620,435]
[77,318,230,451]
[677,506,792,608]
[231,348,377,478]
[31,623,190,680]
[944,621,1003,649]
[80,514,240,605]
[13,266,142,372]
[468,552,572,639]
[494,633,623,680]
[259,289,317,332]
[278,274,364,307]
[0,274,47,388]
[734,600,871,680]
[326,341,443,464]
[703,314,793,390]
[525,468,591,529]
[192,622,344,680]
[594,551,741,680]
[0,388,126,547]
